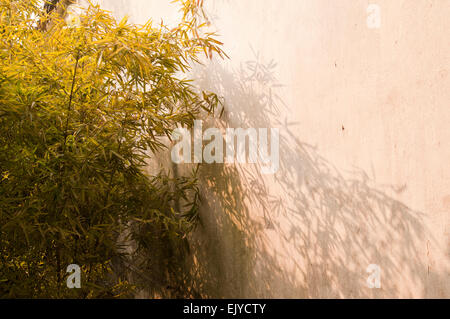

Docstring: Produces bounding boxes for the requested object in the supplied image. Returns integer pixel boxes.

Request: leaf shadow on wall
[181,52,441,298]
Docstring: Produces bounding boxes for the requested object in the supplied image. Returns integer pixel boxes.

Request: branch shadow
[182,52,440,298]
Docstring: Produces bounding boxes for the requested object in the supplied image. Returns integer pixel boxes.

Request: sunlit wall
[82,0,449,298]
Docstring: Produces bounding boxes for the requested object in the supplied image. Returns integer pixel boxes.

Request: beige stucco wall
[95,0,449,298]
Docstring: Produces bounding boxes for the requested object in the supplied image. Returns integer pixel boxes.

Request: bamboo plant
[0,0,224,298]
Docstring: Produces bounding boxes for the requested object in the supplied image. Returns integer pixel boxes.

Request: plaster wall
[93,0,449,298]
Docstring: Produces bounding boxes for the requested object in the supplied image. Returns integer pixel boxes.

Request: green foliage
[0,0,224,298]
